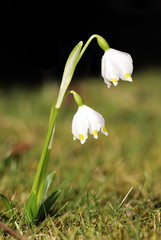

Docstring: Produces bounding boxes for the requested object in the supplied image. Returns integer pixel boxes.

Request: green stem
[78,34,110,63]
[49,95,58,125]
[77,34,98,62]
[36,149,51,209]
[31,107,59,194]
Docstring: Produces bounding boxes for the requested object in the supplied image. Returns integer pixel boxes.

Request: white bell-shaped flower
[101,48,133,88]
[72,105,108,144]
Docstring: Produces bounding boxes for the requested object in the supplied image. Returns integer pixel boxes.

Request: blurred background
[0,0,161,86]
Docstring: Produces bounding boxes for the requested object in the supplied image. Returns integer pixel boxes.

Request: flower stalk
[77,34,110,62]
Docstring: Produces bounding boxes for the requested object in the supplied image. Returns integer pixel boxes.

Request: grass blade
[118,186,134,210]
[0,194,14,219]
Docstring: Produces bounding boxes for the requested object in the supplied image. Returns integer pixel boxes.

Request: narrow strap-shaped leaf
[40,171,56,204]
[25,191,37,222]
[55,41,83,109]
[38,189,60,221]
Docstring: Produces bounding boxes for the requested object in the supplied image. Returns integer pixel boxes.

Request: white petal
[93,133,98,139]
[101,125,108,136]
[101,48,133,85]
[103,77,112,88]
[83,106,105,136]
[106,81,112,88]
[102,51,119,82]
[80,138,86,144]
[101,53,106,78]
[72,112,88,140]
[110,49,133,80]
[112,80,119,86]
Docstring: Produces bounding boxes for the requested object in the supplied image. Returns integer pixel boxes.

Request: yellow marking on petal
[125,73,131,79]
[79,134,84,141]
[111,78,117,83]
[103,125,107,133]
[93,130,98,136]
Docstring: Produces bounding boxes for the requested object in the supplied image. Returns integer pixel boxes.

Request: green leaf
[0,194,14,219]
[55,41,83,108]
[63,41,83,80]
[38,189,60,221]
[41,171,56,204]
[25,191,37,222]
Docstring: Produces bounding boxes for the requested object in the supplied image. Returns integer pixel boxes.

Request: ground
[0,68,161,239]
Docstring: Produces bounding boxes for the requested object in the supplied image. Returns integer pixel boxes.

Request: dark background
[0,0,161,85]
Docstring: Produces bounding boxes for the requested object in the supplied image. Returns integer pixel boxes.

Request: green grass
[1,68,161,239]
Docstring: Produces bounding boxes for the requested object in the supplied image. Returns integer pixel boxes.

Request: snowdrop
[72,105,108,144]
[26,34,134,223]
[101,48,133,88]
